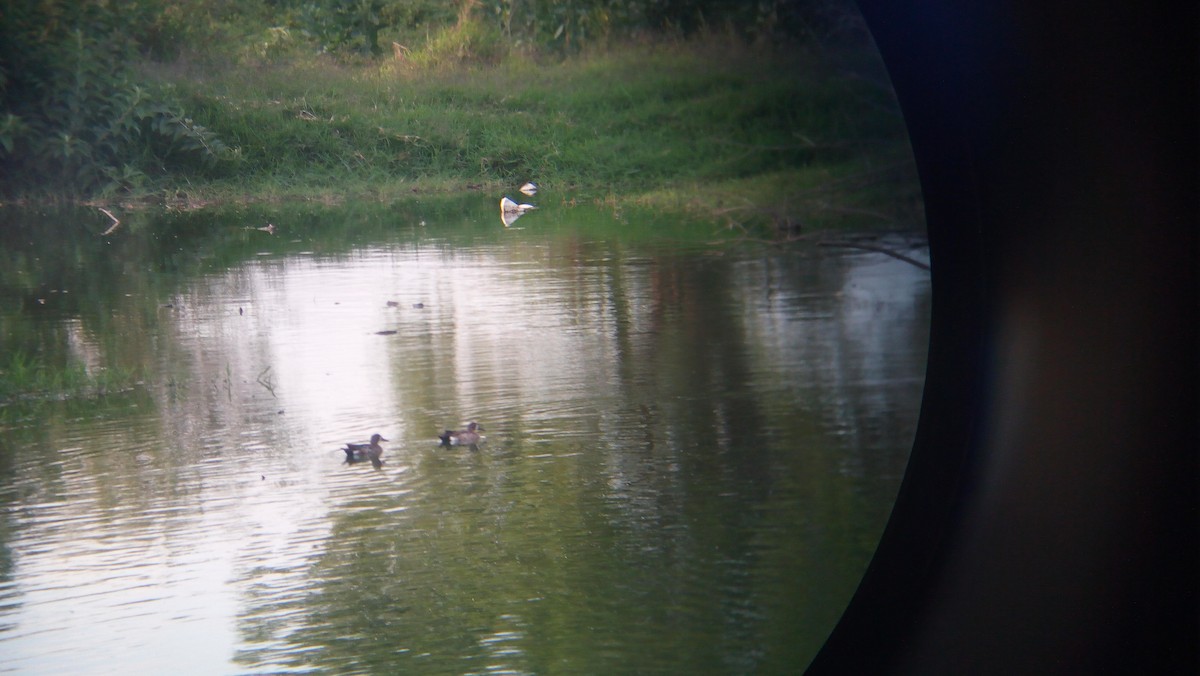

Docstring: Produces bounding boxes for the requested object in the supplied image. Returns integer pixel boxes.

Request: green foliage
[0,1,231,197]
[295,0,389,55]
[407,14,508,66]
[152,30,915,232]
[466,0,867,52]
[251,0,865,60]
[479,0,623,50]
[0,350,138,403]
[241,26,306,62]
[0,0,896,215]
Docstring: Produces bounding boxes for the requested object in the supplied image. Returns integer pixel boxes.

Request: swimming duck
[343,433,387,469]
[519,182,538,196]
[439,422,485,448]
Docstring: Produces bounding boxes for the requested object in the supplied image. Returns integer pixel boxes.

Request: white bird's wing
[501,196,536,226]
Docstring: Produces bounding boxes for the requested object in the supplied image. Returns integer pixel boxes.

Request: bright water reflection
[0,201,929,673]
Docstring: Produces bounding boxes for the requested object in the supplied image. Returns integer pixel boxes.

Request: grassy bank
[138,33,920,233]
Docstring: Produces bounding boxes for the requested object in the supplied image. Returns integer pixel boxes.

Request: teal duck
[439,422,484,447]
[343,433,387,469]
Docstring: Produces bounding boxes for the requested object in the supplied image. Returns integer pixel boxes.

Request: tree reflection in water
[0,202,928,673]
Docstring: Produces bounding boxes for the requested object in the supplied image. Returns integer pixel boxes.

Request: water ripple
[0,230,928,674]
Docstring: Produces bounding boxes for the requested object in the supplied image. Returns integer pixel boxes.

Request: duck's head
[370,433,389,444]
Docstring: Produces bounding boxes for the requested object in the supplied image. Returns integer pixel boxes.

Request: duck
[439,422,485,448]
[519,181,538,196]
[343,433,387,469]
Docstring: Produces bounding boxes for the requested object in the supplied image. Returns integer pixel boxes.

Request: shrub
[0,1,230,197]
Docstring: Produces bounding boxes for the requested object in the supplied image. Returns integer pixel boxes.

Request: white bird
[500,196,536,214]
[500,196,537,226]
[519,182,538,196]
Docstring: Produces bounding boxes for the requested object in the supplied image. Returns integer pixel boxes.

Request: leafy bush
[294,0,389,55]
[409,14,509,66]
[468,0,866,51]
[0,1,230,197]
[0,0,874,201]
[273,0,865,60]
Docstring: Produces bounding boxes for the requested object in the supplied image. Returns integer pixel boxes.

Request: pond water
[0,197,929,673]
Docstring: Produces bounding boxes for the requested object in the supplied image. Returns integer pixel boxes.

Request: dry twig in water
[818,240,931,270]
[99,208,121,235]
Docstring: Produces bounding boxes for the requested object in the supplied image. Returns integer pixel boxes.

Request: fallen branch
[256,366,277,398]
[99,208,121,235]
[817,240,931,270]
[709,218,820,246]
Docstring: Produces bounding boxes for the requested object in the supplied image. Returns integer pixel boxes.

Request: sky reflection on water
[0,206,929,673]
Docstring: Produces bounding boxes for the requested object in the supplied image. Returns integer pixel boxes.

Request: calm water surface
[0,199,929,673]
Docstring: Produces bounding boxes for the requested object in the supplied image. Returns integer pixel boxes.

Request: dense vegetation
[0,0,919,231]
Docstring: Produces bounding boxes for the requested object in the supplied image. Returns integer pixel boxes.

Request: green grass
[0,350,141,403]
[137,32,921,233]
